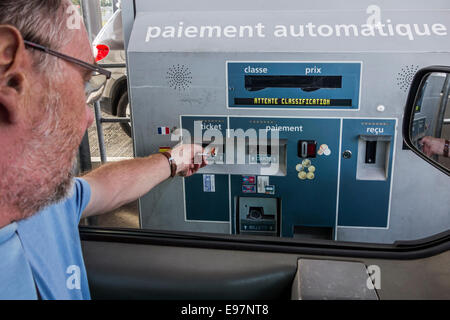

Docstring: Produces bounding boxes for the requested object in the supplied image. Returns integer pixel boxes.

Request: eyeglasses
[24,40,112,105]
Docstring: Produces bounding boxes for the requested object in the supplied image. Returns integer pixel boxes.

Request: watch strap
[161,151,177,177]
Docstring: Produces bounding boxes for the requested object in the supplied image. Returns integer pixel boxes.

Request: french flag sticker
[157,127,170,135]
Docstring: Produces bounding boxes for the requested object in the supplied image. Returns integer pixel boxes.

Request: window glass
[75,2,450,246]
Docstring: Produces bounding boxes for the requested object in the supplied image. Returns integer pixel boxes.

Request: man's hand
[420,136,445,157]
[171,143,208,177]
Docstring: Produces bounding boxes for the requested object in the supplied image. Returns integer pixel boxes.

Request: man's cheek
[85,105,94,128]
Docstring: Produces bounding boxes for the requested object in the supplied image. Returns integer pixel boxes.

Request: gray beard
[0,84,82,222]
[37,157,78,209]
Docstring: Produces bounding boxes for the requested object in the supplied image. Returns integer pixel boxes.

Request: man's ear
[0,25,27,124]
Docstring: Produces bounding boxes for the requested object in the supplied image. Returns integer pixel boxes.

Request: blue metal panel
[184,174,230,222]
[229,117,341,237]
[227,62,361,109]
[338,119,396,227]
[182,116,229,222]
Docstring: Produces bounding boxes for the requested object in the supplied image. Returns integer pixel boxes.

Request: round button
[298,171,307,180]
[302,159,311,167]
[308,165,316,173]
[377,105,385,112]
[306,172,315,180]
[342,150,352,159]
[295,163,303,172]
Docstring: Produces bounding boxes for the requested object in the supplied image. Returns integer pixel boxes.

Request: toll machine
[123,0,450,243]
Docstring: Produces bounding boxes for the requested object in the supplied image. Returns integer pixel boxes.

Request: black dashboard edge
[79,226,449,261]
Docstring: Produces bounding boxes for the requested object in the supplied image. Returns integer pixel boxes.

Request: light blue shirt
[0,178,92,300]
[0,223,37,299]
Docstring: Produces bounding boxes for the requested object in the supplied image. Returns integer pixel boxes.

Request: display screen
[227,62,361,109]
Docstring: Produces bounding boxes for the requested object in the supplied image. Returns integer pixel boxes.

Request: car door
[80,227,449,300]
[81,42,450,302]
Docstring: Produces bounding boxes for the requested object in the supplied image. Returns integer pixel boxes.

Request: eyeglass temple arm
[23,40,112,79]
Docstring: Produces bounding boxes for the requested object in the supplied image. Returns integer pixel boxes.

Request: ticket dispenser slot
[245,75,342,92]
[356,135,392,181]
[236,197,280,236]
[199,138,288,176]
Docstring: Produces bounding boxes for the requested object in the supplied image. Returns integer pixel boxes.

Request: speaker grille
[397,64,419,92]
[166,64,192,91]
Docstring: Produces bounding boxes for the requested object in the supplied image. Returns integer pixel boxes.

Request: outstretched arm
[81,144,206,218]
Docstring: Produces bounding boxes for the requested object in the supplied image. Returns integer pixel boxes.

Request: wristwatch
[161,151,177,177]
[444,140,450,158]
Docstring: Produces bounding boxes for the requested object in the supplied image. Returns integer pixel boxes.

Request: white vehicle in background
[93,9,131,136]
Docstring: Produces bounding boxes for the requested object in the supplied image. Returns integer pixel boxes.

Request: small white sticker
[257,176,269,193]
[265,185,275,195]
[203,174,215,192]
[318,144,331,156]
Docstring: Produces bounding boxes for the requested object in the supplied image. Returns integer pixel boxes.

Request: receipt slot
[357,135,392,181]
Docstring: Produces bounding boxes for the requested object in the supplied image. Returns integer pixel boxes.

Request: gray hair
[0,0,73,73]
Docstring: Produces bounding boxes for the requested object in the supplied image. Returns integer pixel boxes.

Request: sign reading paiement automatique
[227,62,361,109]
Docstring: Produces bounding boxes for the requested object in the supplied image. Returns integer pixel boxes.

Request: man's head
[0,0,95,226]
